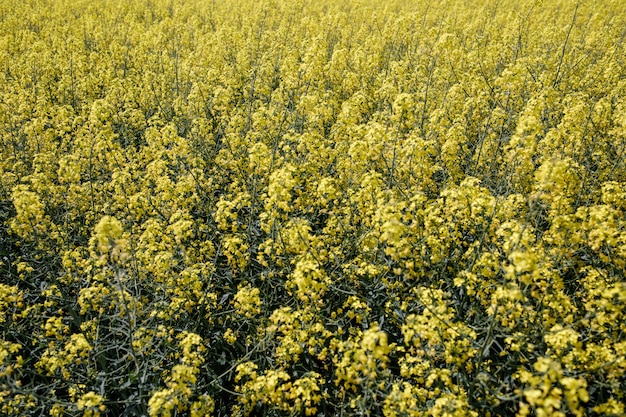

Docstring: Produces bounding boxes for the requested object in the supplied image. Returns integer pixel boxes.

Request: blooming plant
[1,0,625,415]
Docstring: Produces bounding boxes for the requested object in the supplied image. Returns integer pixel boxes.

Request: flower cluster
[1,0,625,415]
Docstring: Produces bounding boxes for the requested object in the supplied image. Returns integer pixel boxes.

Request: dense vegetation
[1,0,626,415]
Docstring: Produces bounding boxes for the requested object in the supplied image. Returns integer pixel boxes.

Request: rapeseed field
[1,0,625,415]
